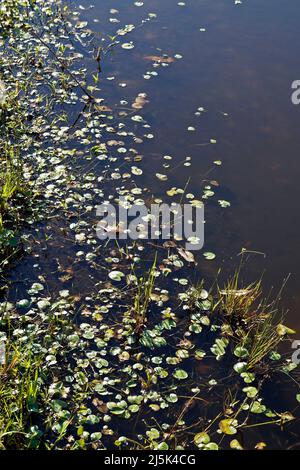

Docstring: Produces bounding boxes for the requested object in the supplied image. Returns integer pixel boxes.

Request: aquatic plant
[214,268,262,320]
[0,335,43,449]
[0,0,297,452]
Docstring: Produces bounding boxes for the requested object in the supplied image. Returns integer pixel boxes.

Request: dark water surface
[74,0,300,328]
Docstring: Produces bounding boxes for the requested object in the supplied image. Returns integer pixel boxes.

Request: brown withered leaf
[144,55,175,64]
[177,247,195,263]
[132,93,149,110]
[95,104,112,112]
[92,398,108,413]
[163,240,177,248]
[107,140,124,146]
[150,293,169,302]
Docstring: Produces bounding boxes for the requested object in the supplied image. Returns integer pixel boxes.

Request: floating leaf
[146,428,160,440]
[233,362,247,373]
[194,432,210,446]
[173,369,188,380]
[230,439,243,450]
[156,173,168,181]
[204,442,219,450]
[234,346,249,358]
[210,338,229,360]
[203,252,216,260]
[177,247,195,263]
[121,42,135,50]
[241,372,255,383]
[243,386,258,398]
[277,324,296,336]
[255,442,267,450]
[144,55,175,64]
[219,418,238,435]
[250,401,266,414]
[108,271,125,282]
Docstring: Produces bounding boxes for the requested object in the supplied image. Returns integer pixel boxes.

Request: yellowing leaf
[276,324,296,336]
[219,418,238,435]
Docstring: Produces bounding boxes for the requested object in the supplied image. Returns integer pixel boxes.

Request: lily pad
[173,369,188,380]
[108,271,125,282]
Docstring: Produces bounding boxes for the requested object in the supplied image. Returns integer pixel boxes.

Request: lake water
[73,0,300,329]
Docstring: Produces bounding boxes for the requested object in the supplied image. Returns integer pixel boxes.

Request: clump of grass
[128,255,157,334]
[214,268,262,320]
[213,268,290,369]
[0,146,24,260]
[246,315,281,369]
[0,158,22,215]
[243,291,287,369]
[0,336,43,449]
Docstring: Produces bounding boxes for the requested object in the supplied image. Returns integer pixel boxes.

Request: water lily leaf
[28,283,44,294]
[156,173,168,181]
[219,419,238,435]
[230,439,243,450]
[86,414,100,425]
[203,252,216,260]
[166,393,178,403]
[107,401,127,416]
[233,362,247,373]
[199,289,209,299]
[146,428,160,440]
[16,299,30,309]
[128,404,140,413]
[204,442,218,450]
[241,372,255,383]
[255,442,267,450]
[234,346,249,358]
[250,401,266,414]
[173,369,188,380]
[210,338,229,360]
[37,299,51,310]
[108,271,125,281]
[194,432,210,446]
[121,42,135,50]
[91,432,102,442]
[131,166,143,175]
[269,351,281,361]
[156,442,169,450]
[243,386,258,398]
[195,349,206,360]
[189,324,203,334]
[218,199,231,208]
[277,324,296,336]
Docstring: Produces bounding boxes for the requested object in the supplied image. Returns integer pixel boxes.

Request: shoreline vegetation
[0,0,299,450]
